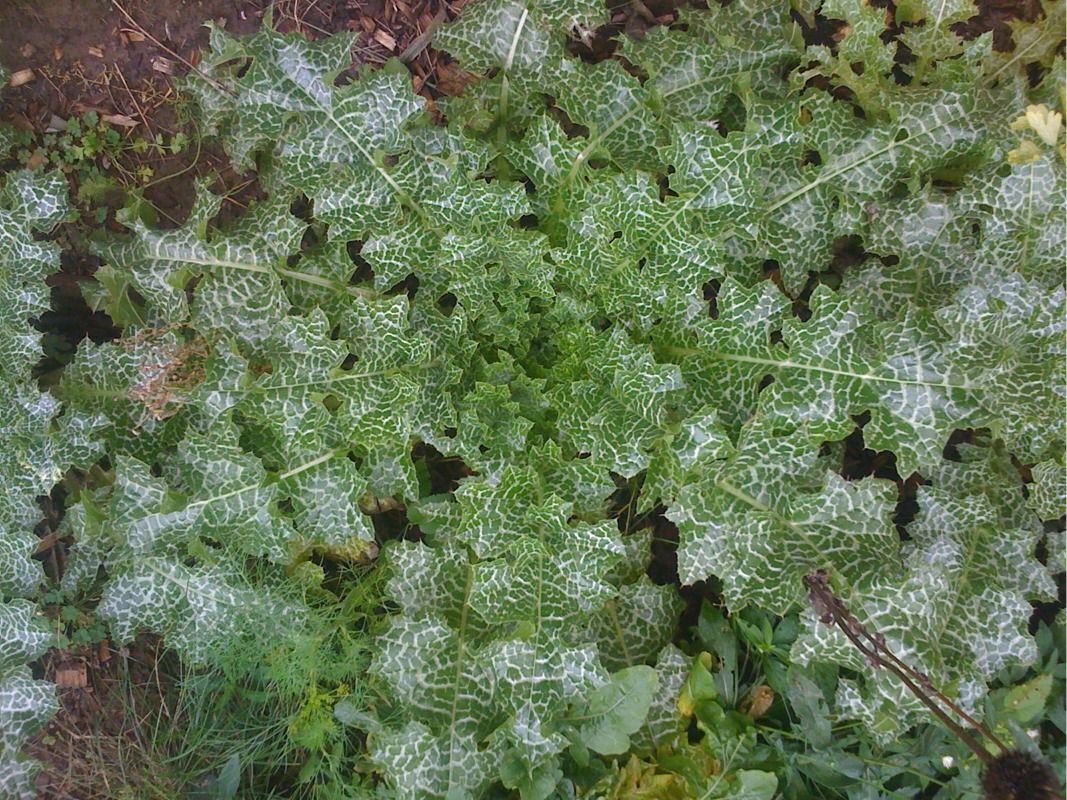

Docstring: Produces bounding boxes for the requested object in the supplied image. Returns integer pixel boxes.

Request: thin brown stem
[803,570,1006,765]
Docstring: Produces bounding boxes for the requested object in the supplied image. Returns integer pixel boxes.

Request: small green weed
[12,111,189,222]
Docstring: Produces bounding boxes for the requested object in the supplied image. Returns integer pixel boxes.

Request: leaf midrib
[663,344,974,391]
[151,249,376,298]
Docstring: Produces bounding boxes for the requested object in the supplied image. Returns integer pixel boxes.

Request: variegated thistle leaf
[185,20,519,243]
[937,274,1066,464]
[441,0,797,174]
[434,0,609,133]
[656,278,982,477]
[845,147,1065,316]
[62,405,386,583]
[550,173,726,334]
[57,329,194,462]
[60,410,372,664]
[0,171,69,380]
[94,189,305,346]
[97,558,305,667]
[663,78,993,294]
[1,383,102,597]
[1027,457,1066,572]
[0,601,57,800]
[547,325,685,478]
[792,444,1056,740]
[667,418,901,614]
[372,461,671,799]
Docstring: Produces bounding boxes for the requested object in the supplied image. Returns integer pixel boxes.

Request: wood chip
[8,68,35,87]
[102,113,138,128]
[55,662,88,690]
[435,62,478,95]
[152,56,176,75]
[88,46,105,58]
[374,28,398,50]
[123,29,146,42]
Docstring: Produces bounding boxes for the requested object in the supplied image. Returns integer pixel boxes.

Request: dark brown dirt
[27,636,185,800]
[0,0,458,129]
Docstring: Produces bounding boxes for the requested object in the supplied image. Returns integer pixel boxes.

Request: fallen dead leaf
[102,113,138,128]
[435,61,478,95]
[9,68,35,87]
[739,684,775,719]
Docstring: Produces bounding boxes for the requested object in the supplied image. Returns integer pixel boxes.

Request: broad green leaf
[631,645,691,756]
[842,186,981,315]
[643,406,735,510]
[1001,672,1054,725]
[805,0,898,112]
[619,6,799,123]
[568,665,657,755]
